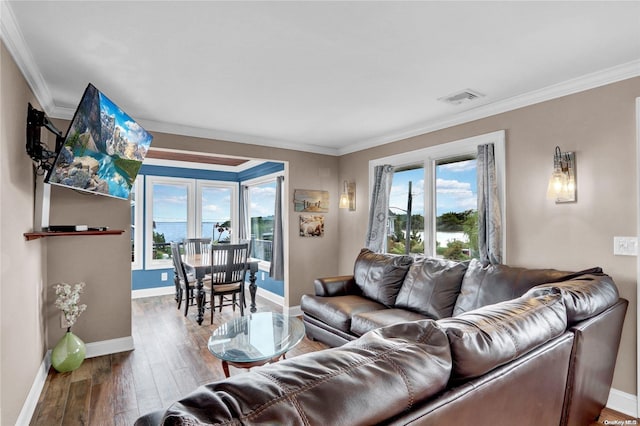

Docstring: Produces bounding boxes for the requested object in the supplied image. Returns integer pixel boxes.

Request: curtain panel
[365,164,394,253]
[477,144,502,264]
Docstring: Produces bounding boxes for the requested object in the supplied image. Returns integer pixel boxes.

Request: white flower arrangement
[54,282,87,330]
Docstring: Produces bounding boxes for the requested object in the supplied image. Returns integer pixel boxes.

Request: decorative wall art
[299,214,324,237]
[294,189,329,213]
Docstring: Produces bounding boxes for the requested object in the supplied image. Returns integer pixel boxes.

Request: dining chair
[171,242,210,317]
[183,238,211,256]
[209,243,249,322]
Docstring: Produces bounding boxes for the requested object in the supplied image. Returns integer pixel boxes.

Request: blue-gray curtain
[238,185,249,241]
[477,144,502,264]
[365,164,394,253]
[269,176,285,280]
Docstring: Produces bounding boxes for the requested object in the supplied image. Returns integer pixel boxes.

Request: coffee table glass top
[208,312,305,363]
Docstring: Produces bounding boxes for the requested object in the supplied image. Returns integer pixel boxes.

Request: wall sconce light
[339,180,356,211]
[546,146,576,203]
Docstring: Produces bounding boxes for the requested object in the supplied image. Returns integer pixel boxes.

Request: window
[198,182,234,243]
[146,177,194,268]
[131,177,144,270]
[145,176,238,269]
[435,157,478,260]
[388,166,424,255]
[370,130,505,261]
[243,172,281,267]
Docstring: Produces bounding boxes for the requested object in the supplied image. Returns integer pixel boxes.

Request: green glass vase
[51,329,86,373]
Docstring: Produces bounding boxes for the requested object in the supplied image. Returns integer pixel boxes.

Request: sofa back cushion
[523,273,619,325]
[439,293,567,381]
[453,259,599,315]
[157,320,452,426]
[395,257,469,319]
[353,248,413,306]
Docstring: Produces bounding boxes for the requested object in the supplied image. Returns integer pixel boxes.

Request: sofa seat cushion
[453,259,600,315]
[154,320,452,426]
[350,309,428,336]
[395,257,469,319]
[300,294,387,333]
[438,293,567,381]
[524,273,619,325]
[353,248,413,306]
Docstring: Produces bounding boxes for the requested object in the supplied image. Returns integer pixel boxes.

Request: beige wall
[46,185,132,346]
[149,132,341,306]
[0,42,48,425]
[2,34,639,421]
[338,77,640,395]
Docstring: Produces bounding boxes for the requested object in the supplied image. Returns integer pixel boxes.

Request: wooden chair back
[183,238,211,256]
[210,243,249,286]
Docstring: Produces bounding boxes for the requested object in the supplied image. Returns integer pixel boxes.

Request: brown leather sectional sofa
[136,248,627,426]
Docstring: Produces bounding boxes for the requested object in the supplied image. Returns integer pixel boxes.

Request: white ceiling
[3,1,640,156]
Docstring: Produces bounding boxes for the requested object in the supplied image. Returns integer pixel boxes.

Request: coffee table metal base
[221,353,287,377]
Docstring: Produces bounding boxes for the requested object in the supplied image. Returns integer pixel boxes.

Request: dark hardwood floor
[29,293,327,425]
[30,293,636,425]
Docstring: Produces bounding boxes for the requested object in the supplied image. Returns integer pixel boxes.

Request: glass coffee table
[208,312,305,377]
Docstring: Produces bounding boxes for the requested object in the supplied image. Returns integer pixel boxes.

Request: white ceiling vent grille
[438,89,485,105]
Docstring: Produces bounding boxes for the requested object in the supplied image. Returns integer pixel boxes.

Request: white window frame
[196,180,239,242]
[131,176,144,270]
[242,171,284,271]
[369,130,506,261]
[145,176,196,269]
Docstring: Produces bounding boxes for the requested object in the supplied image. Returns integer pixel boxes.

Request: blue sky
[389,159,477,218]
[152,184,233,223]
[152,181,275,223]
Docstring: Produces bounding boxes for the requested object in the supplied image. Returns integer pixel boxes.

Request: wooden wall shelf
[24,230,125,241]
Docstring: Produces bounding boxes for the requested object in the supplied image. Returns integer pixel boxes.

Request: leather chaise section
[154,320,452,426]
[385,332,574,426]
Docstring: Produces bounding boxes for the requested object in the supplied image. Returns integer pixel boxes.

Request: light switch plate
[613,236,638,256]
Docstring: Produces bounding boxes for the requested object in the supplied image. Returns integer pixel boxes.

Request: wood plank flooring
[30,293,636,425]
[30,294,326,425]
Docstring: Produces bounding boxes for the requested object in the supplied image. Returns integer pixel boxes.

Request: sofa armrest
[313,275,359,296]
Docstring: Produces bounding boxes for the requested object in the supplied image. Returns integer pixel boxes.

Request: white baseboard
[15,352,51,426]
[255,286,284,306]
[131,285,174,299]
[607,388,638,418]
[85,336,135,358]
[253,287,301,316]
[288,305,303,317]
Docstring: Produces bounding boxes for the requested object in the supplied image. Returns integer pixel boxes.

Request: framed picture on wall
[299,214,324,237]
[294,189,329,212]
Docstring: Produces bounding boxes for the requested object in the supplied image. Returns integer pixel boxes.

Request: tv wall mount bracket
[26,103,64,175]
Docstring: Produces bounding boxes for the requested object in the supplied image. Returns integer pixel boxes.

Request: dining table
[182,253,260,325]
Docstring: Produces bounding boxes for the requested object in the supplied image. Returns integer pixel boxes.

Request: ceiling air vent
[438,89,485,105]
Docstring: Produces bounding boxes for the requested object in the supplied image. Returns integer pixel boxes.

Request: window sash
[242,171,283,270]
[131,177,144,270]
[369,130,506,261]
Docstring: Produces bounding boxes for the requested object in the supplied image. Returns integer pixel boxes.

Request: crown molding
[0,1,55,113]
[3,0,638,158]
[336,59,640,155]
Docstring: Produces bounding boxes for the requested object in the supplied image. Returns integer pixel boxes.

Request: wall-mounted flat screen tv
[45,83,153,200]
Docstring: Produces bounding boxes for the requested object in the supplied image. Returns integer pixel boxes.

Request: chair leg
[219,295,224,312]
[184,287,190,317]
[239,291,244,316]
[177,288,183,310]
[232,293,236,312]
